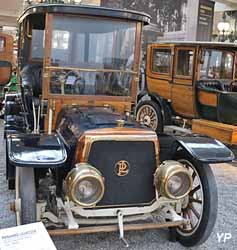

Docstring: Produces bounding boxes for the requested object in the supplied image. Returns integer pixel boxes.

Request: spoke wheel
[136,100,163,133]
[177,160,204,236]
[172,153,218,247]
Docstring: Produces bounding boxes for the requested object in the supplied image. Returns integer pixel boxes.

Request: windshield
[49,16,136,97]
[200,49,234,80]
[51,16,136,70]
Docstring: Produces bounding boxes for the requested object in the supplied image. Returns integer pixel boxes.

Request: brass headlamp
[65,163,105,207]
[154,160,192,200]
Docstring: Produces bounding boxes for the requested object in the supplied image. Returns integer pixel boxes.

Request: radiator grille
[88,141,157,207]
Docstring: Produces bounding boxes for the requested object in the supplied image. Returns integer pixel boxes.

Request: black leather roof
[18,4,151,25]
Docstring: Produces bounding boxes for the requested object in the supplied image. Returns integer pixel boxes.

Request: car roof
[18,3,151,25]
[150,41,237,48]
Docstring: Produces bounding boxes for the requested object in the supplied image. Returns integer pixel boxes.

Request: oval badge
[114,160,130,177]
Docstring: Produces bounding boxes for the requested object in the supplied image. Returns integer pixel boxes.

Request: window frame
[147,44,174,81]
[199,48,235,80]
[30,29,46,62]
[42,13,142,102]
[174,47,196,80]
[151,48,173,76]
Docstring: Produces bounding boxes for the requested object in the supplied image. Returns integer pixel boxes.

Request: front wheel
[15,167,37,225]
[173,154,218,247]
[136,100,163,133]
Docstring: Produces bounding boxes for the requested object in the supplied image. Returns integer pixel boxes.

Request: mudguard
[7,133,67,168]
[137,92,172,125]
[138,92,164,111]
[176,136,234,163]
[159,134,234,163]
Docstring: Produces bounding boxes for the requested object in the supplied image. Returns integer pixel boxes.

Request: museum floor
[0,119,236,250]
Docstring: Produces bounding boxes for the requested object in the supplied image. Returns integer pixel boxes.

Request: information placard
[0,222,57,250]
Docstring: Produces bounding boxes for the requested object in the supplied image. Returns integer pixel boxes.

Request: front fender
[7,133,67,168]
[176,136,234,163]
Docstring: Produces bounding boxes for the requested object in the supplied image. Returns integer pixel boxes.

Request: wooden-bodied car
[0,33,14,106]
[1,4,234,248]
[0,33,14,63]
[137,42,237,145]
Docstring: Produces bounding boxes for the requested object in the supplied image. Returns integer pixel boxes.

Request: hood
[57,106,150,145]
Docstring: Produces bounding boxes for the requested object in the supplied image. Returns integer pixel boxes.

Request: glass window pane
[0,37,5,52]
[50,70,132,96]
[200,49,234,80]
[152,49,172,74]
[31,29,45,60]
[52,30,69,49]
[176,50,194,77]
[51,16,136,70]
[50,15,137,97]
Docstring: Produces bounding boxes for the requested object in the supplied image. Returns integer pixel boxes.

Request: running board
[164,125,192,135]
[48,221,184,236]
[192,119,237,145]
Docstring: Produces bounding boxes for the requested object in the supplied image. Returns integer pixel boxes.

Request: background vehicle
[0,4,234,248]
[0,33,14,63]
[0,33,14,109]
[137,42,237,145]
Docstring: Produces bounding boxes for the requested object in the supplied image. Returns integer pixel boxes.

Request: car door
[171,46,197,117]
[146,44,174,100]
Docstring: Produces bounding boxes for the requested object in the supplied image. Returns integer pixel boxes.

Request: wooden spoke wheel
[136,100,163,133]
[177,160,204,236]
[172,153,218,247]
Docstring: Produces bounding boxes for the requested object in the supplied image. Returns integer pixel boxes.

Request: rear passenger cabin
[146,42,237,145]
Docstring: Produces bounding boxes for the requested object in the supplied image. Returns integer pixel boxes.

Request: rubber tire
[18,167,37,224]
[136,100,163,133]
[172,152,218,247]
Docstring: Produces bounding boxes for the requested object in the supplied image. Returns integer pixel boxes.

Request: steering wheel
[64,71,85,95]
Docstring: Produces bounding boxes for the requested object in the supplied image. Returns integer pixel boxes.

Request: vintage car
[137,42,237,145]
[0,4,234,248]
[0,33,14,108]
[0,33,14,64]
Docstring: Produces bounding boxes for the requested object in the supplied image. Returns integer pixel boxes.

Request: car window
[176,49,194,77]
[200,49,234,80]
[152,49,172,74]
[49,15,136,97]
[51,16,136,71]
[0,37,5,52]
[31,29,45,60]
[52,30,69,50]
